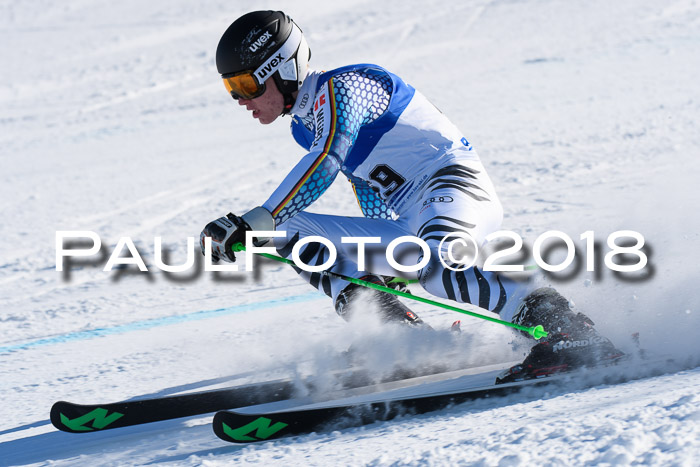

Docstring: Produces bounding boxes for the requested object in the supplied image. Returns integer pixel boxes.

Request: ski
[49,361,457,433]
[212,355,675,443]
[51,377,297,433]
[212,373,551,443]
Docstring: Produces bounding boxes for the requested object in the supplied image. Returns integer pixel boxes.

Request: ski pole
[232,243,547,340]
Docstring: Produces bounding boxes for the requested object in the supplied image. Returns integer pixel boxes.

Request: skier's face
[237,81,284,125]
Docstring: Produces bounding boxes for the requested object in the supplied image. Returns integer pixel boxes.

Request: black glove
[200,213,249,262]
[200,207,275,263]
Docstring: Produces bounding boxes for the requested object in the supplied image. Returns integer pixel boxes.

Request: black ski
[213,355,677,443]
[51,377,297,433]
[212,376,551,443]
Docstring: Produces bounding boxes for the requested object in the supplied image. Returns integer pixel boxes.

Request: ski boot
[496,287,625,384]
[335,274,426,327]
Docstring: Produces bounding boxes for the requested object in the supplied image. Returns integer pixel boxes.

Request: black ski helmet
[216,11,310,114]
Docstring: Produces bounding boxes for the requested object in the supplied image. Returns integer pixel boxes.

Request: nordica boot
[335,275,426,326]
[496,287,625,383]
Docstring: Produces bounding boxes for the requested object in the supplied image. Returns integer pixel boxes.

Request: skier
[201,11,623,379]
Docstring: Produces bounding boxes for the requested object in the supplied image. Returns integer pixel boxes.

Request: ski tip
[49,401,126,433]
[212,411,230,441]
[49,402,65,431]
[50,401,80,433]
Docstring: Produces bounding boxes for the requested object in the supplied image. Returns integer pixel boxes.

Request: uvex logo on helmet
[255,53,285,80]
[249,31,272,52]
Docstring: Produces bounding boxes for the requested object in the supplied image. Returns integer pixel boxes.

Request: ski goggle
[221,24,303,101]
[222,71,266,100]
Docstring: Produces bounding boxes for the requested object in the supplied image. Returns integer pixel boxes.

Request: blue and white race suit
[260,65,519,315]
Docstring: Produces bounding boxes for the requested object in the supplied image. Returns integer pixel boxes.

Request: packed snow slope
[1,0,700,465]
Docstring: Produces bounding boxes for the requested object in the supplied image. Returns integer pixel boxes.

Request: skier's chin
[256,113,278,125]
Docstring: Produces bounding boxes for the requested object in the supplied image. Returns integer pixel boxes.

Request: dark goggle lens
[222,72,265,100]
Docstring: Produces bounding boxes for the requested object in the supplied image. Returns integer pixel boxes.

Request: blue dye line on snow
[0,292,324,355]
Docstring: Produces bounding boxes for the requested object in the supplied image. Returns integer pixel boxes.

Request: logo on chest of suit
[311,92,328,145]
[314,93,327,112]
[298,93,309,110]
[313,107,325,144]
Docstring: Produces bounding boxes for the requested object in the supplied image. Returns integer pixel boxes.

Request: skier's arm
[262,76,377,226]
[262,148,340,226]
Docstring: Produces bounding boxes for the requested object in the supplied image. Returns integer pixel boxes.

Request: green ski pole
[232,243,547,340]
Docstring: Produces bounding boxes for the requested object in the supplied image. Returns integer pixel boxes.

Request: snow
[1,0,700,465]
